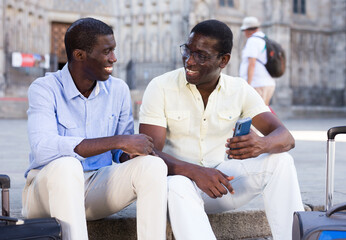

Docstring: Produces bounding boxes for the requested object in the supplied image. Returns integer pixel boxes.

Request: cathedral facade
[0,0,345,117]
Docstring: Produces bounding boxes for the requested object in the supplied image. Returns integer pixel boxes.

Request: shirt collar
[60,64,80,100]
[89,81,109,99]
[60,63,109,100]
[218,73,226,91]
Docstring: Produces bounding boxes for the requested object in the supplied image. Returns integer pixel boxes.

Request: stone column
[331,0,346,107]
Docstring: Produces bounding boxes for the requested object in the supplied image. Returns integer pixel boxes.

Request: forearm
[155,149,234,197]
[247,58,256,85]
[74,135,129,158]
[155,149,200,178]
[75,133,154,158]
[232,112,296,159]
[261,126,295,153]
[139,123,206,179]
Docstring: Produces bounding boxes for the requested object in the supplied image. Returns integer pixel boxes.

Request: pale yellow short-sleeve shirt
[139,68,270,168]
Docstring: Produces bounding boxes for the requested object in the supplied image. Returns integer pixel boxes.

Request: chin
[100,74,110,81]
[186,75,199,85]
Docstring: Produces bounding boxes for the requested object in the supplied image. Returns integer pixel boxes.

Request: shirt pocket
[166,111,190,135]
[57,116,79,136]
[217,111,238,134]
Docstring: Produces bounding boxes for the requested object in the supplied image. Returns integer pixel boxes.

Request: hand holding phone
[229,117,252,153]
[228,117,252,157]
[233,117,252,137]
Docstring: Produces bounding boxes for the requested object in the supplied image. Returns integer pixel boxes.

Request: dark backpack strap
[256,58,265,66]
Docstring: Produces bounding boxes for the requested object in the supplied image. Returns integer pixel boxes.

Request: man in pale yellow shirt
[139,19,304,240]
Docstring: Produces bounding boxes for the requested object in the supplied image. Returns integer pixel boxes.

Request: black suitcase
[0,174,62,240]
[292,126,346,240]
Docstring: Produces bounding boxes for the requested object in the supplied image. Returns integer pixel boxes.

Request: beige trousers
[254,85,275,105]
[22,156,168,240]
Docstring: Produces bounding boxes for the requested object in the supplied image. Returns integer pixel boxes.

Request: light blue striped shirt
[26,64,133,177]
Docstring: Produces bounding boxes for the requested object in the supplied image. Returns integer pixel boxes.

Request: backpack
[252,36,286,78]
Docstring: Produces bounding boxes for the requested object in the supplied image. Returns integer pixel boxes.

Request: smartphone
[233,117,252,137]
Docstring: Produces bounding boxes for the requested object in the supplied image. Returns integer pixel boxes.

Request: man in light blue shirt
[22,18,168,240]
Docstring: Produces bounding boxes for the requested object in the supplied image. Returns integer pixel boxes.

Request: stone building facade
[0,0,345,117]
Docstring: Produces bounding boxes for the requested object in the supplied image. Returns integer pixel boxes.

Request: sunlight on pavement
[290,131,346,142]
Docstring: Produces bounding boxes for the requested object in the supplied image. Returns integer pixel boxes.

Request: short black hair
[64,17,113,62]
[190,19,233,54]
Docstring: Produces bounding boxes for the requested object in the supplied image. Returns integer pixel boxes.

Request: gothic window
[219,0,234,7]
[293,0,306,14]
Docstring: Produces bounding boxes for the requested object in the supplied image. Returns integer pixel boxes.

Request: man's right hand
[190,165,234,198]
[121,134,155,156]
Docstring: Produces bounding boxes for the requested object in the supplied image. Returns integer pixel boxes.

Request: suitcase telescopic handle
[325,126,346,211]
[327,126,346,140]
[0,174,10,217]
[326,202,346,217]
[0,175,10,189]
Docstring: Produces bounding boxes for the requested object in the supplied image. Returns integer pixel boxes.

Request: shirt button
[203,118,206,121]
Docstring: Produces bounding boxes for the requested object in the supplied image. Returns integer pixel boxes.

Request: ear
[72,49,86,62]
[219,53,231,69]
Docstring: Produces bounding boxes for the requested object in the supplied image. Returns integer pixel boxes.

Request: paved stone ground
[1,117,345,239]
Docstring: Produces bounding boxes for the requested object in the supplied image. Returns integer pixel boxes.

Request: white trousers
[168,152,304,240]
[22,155,168,240]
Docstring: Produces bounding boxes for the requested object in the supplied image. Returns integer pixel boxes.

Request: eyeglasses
[179,44,224,64]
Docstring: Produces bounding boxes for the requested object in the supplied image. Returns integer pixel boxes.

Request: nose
[185,53,196,65]
[109,51,117,63]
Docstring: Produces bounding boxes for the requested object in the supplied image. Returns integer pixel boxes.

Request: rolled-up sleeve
[27,80,84,169]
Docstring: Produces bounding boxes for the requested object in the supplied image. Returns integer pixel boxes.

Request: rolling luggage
[292,126,346,240]
[0,174,62,240]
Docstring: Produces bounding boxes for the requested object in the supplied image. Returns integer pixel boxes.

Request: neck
[68,62,96,98]
[197,76,220,108]
[79,81,96,98]
[197,80,218,95]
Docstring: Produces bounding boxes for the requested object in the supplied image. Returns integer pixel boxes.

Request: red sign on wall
[20,54,35,67]
[12,52,50,69]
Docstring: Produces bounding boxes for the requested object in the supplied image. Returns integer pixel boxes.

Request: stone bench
[87,203,273,240]
[10,201,273,239]
[86,202,316,240]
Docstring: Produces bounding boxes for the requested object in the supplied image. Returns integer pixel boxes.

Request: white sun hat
[240,16,260,30]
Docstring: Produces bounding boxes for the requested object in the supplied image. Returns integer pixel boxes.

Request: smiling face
[83,34,117,81]
[182,32,226,88]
